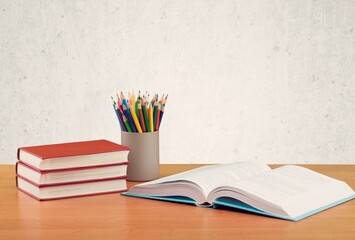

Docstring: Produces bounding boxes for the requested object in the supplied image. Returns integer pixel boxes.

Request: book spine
[17,148,21,161]
[15,162,19,188]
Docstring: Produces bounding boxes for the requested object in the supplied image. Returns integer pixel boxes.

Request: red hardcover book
[17,139,130,171]
[16,161,128,186]
[16,174,128,201]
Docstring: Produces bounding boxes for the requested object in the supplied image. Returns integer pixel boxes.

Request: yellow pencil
[129,105,142,133]
[131,90,136,106]
[149,106,154,131]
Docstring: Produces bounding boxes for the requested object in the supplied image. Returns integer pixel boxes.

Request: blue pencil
[123,105,137,132]
[113,104,126,131]
[111,97,126,131]
[159,105,164,129]
[120,91,129,108]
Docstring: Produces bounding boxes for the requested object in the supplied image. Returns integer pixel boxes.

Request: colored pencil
[135,91,141,122]
[111,98,125,131]
[112,91,167,132]
[117,106,127,131]
[160,94,164,105]
[155,103,161,131]
[122,115,132,132]
[138,103,146,132]
[121,91,129,108]
[153,100,158,131]
[116,95,124,111]
[141,100,150,132]
[113,104,125,131]
[122,104,137,132]
[130,105,143,133]
[149,106,154,132]
[145,95,150,122]
[159,105,165,128]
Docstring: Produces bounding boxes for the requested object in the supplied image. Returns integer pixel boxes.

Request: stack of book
[16,139,130,201]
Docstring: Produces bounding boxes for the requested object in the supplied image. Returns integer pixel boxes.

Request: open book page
[133,161,271,203]
[210,165,354,218]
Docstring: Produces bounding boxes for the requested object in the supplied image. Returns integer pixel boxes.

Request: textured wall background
[1,0,354,164]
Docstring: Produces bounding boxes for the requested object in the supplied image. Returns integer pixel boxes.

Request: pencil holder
[121,131,159,181]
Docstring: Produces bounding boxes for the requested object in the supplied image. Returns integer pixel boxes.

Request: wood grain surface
[0,164,354,240]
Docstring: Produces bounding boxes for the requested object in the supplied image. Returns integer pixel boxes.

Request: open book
[123,161,355,221]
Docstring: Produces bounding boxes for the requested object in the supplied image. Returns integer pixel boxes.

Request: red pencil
[138,103,146,132]
[155,104,161,131]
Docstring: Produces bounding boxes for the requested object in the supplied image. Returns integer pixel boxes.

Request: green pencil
[153,100,158,130]
[142,101,150,132]
[135,91,141,122]
[123,115,132,132]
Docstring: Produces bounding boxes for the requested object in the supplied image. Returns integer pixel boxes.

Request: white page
[139,161,271,197]
[229,165,354,217]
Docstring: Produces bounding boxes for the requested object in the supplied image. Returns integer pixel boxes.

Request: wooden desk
[0,164,354,240]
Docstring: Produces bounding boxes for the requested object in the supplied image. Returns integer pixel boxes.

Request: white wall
[1,0,355,164]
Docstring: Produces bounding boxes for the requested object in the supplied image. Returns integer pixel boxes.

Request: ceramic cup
[121,131,159,181]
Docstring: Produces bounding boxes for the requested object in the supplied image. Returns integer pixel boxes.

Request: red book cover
[17,139,130,160]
